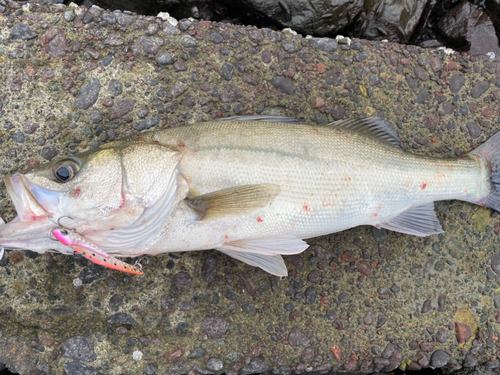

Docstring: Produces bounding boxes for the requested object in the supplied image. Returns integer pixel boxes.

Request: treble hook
[48,215,76,230]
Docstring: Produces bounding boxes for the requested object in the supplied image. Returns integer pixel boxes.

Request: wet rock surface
[2,3,500,375]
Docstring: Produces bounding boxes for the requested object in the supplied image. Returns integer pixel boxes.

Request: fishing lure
[51,227,143,275]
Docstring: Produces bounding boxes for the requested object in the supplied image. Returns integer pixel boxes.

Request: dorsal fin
[217,115,305,123]
[327,117,406,151]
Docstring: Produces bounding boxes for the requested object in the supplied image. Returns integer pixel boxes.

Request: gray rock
[471,81,489,98]
[271,76,294,95]
[106,313,138,326]
[466,122,482,139]
[207,358,224,371]
[108,79,122,96]
[311,38,338,52]
[41,146,57,160]
[62,362,104,375]
[180,35,198,48]
[449,75,465,93]
[9,23,38,41]
[75,78,101,110]
[281,40,299,53]
[156,52,173,65]
[240,357,268,375]
[60,336,97,362]
[200,316,231,339]
[64,10,75,22]
[132,117,159,131]
[188,348,205,359]
[219,63,234,81]
[430,349,450,368]
[201,255,219,283]
[209,30,223,44]
[463,353,478,367]
[288,327,310,346]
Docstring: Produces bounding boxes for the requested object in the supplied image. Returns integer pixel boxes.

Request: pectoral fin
[186,184,281,220]
[379,203,443,236]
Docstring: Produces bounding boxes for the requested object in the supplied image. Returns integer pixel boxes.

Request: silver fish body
[1,116,498,276]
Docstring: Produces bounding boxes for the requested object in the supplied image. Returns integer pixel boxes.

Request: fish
[1,115,499,277]
[51,227,143,275]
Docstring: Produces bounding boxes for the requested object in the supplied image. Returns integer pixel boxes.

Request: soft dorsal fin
[379,202,443,236]
[186,184,281,220]
[327,117,406,151]
[217,115,305,123]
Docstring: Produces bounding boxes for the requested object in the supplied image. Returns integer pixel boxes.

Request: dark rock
[200,316,231,339]
[41,146,58,160]
[271,76,294,95]
[466,122,482,139]
[416,88,429,104]
[304,285,316,304]
[174,272,192,291]
[463,353,478,367]
[115,13,135,27]
[108,294,123,311]
[311,38,337,52]
[485,359,499,368]
[139,37,164,55]
[221,84,242,103]
[207,358,224,371]
[132,117,159,131]
[471,81,489,98]
[240,357,268,375]
[107,313,138,326]
[300,347,314,362]
[438,294,446,312]
[288,327,310,346]
[209,30,223,44]
[449,75,465,94]
[40,27,66,58]
[9,23,38,40]
[60,336,97,362]
[455,322,472,344]
[202,255,219,283]
[242,302,254,312]
[436,330,447,343]
[144,363,158,375]
[405,74,417,92]
[180,35,198,48]
[108,79,122,96]
[325,68,343,86]
[437,2,500,56]
[12,133,24,144]
[62,362,104,375]
[418,351,429,367]
[156,52,173,65]
[281,40,299,53]
[110,99,135,120]
[219,63,234,81]
[75,78,101,110]
[414,66,428,81]
[188,348,204,359]
[430,350,449,368]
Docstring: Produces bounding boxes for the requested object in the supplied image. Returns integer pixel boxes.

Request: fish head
[1,139,183,253]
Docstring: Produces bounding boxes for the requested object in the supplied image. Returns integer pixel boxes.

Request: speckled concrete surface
[1,1,500,375]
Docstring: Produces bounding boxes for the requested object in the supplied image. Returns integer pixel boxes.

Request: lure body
[52,227,143,275]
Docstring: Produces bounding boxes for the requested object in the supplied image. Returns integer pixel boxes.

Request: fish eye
[52,159,80,182]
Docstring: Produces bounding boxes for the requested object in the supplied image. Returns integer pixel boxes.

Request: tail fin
[469,132,500,211]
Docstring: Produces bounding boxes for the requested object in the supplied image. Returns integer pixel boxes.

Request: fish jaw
[3,173,51,222]
[0,216,71,253]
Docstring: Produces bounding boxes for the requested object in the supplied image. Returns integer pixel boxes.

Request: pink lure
[52,228,143,275]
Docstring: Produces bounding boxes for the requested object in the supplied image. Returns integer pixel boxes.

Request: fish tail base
[470,132,500,211]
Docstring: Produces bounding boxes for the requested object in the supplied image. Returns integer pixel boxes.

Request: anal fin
[379,202,443,237]
[216,235,309,276]
[217,249,288,276]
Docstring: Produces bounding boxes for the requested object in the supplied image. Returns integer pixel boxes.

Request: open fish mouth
[0,174,70,253]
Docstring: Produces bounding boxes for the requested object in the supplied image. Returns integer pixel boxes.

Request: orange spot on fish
[344,175,351,183]
[257,216,263,222]
[313,128,319,134]
[224,234,229,239]
[178,142,185,148]
[370,213,378,217]
[463,189,468,193]
[153,140,160,144]
[302,205,311,214]
[420,183,427,190]
[74,188,81,198]
[136,134,144,141]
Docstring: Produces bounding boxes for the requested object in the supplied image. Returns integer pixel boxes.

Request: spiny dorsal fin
[186,184,281,220]
[327,117,406,151]
[217,115,305,123]
[379,202,443,236]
